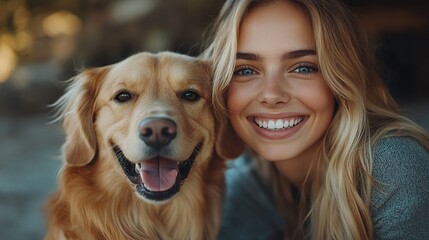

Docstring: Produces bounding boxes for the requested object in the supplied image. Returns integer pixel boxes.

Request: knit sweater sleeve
[371,137,429,240]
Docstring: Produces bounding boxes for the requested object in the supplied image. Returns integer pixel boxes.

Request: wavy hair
[202,0,429,239]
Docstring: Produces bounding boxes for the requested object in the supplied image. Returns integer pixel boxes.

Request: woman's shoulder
[372,136,429,189]
[371,136,429,239]
[372,136,429,175]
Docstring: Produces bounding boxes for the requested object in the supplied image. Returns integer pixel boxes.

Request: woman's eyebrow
[236,52,262,61]
[236,49,316,61]
[282,49,316,60]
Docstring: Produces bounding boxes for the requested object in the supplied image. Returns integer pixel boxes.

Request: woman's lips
[247,115,307,140]
[254,116,304,130]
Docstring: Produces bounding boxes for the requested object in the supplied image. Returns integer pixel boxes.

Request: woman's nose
[257,75,290,106]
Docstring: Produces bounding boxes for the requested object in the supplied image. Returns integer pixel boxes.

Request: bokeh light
[13,8,31,30]
[42,11,82,37]
[0,41,18,83]
[14,31,33,53]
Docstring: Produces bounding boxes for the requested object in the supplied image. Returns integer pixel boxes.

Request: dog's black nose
[139,117,177,149]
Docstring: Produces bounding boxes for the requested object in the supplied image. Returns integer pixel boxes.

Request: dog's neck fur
[45,151,225,240]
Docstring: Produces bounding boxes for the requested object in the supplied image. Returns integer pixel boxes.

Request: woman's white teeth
[275,120,283,128]
[256,117,303,130]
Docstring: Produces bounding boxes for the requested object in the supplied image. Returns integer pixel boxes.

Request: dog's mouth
[113,143,201,202]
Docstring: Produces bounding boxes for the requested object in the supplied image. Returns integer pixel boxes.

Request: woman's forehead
[237,1,315,54]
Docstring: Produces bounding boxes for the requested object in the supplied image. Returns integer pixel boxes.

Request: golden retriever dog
[45,52,242,240]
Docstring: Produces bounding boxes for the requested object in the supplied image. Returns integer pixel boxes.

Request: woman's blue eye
[234,67,256,76]
[293,65,317,74]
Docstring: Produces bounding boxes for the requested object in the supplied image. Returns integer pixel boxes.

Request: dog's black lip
[113,146,139,184]
[112,143,202,201]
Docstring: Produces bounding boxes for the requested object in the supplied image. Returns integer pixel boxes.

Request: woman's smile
[253,116,304,130]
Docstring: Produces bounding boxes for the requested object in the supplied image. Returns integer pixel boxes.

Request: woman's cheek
[227,82,244,113]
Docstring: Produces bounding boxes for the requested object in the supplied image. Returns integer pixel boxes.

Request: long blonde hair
[202,0,429,239]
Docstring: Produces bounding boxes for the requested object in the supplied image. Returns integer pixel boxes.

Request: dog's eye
[114,91,132,103]
[181,90,200,102]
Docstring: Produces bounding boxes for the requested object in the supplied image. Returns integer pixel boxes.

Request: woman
[202,0,429,239]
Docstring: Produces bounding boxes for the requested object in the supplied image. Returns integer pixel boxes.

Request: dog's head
[54,52,243,203]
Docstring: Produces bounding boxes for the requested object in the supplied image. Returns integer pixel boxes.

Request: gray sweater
[217,137,429,240]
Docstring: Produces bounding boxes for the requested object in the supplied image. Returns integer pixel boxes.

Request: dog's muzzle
[113,143,201,202]
[113,117,202,202]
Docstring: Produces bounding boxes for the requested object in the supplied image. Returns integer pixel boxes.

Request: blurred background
[0,0,428,239]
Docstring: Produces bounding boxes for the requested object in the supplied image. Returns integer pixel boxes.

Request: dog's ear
[215,118,244,160]
[53,67,108,166]
[196,58,244,159]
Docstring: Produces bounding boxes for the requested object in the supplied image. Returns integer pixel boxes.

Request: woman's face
[227,1,335,162]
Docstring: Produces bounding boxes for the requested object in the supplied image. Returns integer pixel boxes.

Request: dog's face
[58,52,242,203]
[97,52,214,202]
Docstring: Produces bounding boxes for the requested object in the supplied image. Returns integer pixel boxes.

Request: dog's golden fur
[45,52,242,240]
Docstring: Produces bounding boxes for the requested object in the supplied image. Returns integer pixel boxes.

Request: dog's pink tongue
[138,157,178,192]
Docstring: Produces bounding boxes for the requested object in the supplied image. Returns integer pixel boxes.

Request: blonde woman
[202,0,429,239]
